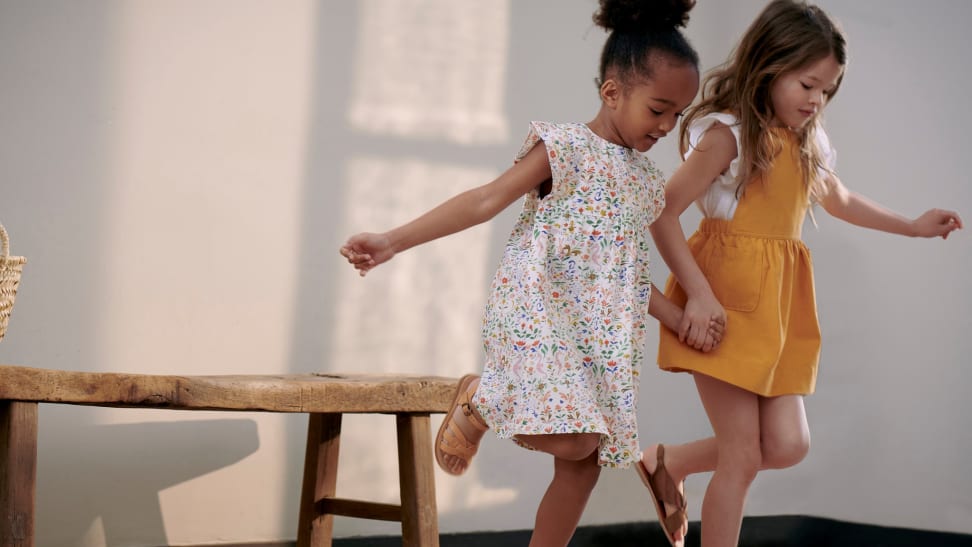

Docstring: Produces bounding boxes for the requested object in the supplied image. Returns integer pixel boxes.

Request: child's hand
[339,232,394,276]
[680,295,726,352]
[696,315,725,353]
[912,208,963,239]
[678,297,726,351]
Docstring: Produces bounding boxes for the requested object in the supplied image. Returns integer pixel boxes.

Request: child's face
[769,54,843,130]
[612,62,699,152]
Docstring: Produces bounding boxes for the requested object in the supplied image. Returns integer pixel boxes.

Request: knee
[762,429,810,470]
[558,434,601,461]
[515,432,601,461]
[719,442,762,483]
[553,452,602,491]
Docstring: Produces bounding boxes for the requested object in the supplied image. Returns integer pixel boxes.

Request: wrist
[384,229,409,254]
[906,219,920,237]
[684,284,717,302]
[671,309,685,331]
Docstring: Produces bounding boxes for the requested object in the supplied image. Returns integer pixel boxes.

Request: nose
[658,114,677,134]
[810,89,825,107]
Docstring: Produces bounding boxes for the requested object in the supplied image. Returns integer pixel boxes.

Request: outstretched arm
[650,124,737,351]
[340,143,553,276]
[817,173,963,238]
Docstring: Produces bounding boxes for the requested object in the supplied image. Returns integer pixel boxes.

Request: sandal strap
[435,375,488,468]
[438,418,478,460]
[664,507,687,531]
[651,445,687,511]
[461,401,489,432]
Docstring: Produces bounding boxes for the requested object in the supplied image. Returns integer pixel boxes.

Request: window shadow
[35,413,259,546]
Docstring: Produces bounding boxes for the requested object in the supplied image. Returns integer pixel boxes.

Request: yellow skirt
[658,219,821,396]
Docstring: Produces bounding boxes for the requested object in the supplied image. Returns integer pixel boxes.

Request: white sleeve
[814,124,837,174]
[686,112,742,188]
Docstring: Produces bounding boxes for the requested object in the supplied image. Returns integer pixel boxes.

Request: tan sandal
[635,444,687,547]
[434,374,488,476]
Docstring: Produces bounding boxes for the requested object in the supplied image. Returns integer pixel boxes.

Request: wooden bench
[0,364,458,547]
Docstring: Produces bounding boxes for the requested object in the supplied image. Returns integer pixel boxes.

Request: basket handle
[1,223,9,258]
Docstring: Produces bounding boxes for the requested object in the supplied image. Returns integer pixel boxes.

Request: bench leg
[297,412,342,547]
[0,401,37,547]
[396,413,439,547]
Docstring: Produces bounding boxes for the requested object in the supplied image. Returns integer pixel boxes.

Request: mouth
[799,108,816,118]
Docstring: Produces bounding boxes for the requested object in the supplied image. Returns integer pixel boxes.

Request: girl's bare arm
[817,173,963,239]
[341,143,553,275]
[650,124,736,350]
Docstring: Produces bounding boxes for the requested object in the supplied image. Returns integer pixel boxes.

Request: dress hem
[658,362,815,397]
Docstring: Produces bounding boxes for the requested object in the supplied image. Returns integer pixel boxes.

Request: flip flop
[635,444,687,547]
[434,374,488,476]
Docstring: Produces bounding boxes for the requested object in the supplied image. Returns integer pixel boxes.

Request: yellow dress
[658,128,821,396]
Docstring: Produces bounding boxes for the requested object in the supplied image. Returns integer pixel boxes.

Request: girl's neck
[765,114,803,134]
[586,115,625,148]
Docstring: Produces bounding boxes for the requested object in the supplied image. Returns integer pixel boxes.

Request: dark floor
[331,516,972,547]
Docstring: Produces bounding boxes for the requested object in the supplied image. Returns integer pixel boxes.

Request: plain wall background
[0,1,968,545]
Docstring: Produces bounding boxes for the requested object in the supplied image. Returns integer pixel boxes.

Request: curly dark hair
[592,0,699,86]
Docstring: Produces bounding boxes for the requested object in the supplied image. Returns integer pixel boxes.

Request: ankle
[649,443,685,484]
[461,380,487,429]
[663,446,685,484]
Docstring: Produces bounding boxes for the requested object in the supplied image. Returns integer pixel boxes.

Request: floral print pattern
[475,122,666,468]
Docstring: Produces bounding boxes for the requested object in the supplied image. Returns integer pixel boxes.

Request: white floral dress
[475,121,666,468]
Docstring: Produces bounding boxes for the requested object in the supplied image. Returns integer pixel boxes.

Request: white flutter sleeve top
[685,112,838,220]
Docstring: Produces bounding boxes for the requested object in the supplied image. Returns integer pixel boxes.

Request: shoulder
[687,112,741,153]
[526,121,588,142]
[516,122,588,162]
[812,123,837,171]
[687,116,737,171]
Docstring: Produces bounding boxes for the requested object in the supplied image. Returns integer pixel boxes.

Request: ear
[600,79,621,109]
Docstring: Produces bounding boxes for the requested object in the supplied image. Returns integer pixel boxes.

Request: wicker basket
[0,223,27,342]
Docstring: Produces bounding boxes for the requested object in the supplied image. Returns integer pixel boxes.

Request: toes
[444,454,465,475]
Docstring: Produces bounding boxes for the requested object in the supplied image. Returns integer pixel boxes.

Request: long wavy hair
[679,0,846,199]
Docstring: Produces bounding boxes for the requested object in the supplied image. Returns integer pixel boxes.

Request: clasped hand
[680,294,727,353]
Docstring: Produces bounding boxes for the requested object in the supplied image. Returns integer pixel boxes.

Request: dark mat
[332,515,971,547]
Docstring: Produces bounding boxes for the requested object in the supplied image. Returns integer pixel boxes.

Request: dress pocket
[701,240,766,312]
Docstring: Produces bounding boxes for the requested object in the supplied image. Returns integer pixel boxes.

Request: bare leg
[516,432,601,462]
[654,393,809,480]
[639,438,715,543]
[517,436,601,547]
[649,391,809,474]
[642,389,810,546]
[758,394,810,469]
[653,437,718,480]
[642,374,810,545]
[693,373,762,547]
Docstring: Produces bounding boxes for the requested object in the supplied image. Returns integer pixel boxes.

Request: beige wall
[0,1,968,545]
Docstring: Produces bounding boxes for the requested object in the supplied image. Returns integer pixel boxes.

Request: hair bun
[593,0,695,33]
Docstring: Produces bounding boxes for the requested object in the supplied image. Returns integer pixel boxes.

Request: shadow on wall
[35,414,258,545]
[300,0,534,537]
[0,2,126,541]
[0,12,113,360]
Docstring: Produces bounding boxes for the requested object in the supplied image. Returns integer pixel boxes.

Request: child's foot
[435,374,488,475]
[636,444,688,546]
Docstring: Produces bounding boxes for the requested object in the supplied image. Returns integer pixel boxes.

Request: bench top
[0,365,459,413]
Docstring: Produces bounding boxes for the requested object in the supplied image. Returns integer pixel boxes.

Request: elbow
[650,211,676,234]
[467,187,502,225]
[819,193,849,221]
